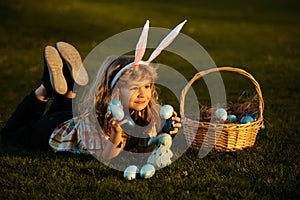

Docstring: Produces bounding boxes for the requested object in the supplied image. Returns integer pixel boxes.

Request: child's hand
[109,118,123,134]
[105,111,123,146]
[169,111,181,135]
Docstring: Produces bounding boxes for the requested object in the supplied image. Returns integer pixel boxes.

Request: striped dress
[49,114,104,154]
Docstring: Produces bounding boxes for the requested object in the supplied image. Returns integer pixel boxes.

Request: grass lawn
[0,0,299,199]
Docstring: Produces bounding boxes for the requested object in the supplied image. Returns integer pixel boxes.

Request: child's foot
[43,46,68,95]
[55,41,89,86]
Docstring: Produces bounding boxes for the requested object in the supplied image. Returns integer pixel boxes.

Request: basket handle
[180,66,264,120]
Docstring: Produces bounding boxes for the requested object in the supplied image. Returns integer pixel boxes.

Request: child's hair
[82,55,160,137]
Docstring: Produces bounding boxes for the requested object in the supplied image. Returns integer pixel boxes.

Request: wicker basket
[180,67,264,152]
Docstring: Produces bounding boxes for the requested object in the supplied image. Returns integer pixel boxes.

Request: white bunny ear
[110,20,187,89]
[110,20,150,89]
[133,20,149,65]
[146,20,187,63]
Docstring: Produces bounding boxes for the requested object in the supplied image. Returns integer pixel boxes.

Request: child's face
[120,80,152,111]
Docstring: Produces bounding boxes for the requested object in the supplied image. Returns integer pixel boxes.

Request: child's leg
[1,42,88,150]
[1,96,74,151]
[1,45,68,149]
[1,90,73,150]
[46,95,73,115]
[45,53,77,115]
[28,110,73,150]
[45,41,88,116]
[1,90,47,146]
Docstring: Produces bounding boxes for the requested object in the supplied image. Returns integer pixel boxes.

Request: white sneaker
[44,46,68,95]
[55,41,89,86]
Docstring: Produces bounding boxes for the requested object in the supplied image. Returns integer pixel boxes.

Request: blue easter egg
[124,165,139,180]
[240,115,254,124]
[246,111,258,121]
[121,115,136,131]
[215,108,228,121]
[109,99,122,108]
[162,119,175,133]
[160,105,174,119]
[140,164,155,179]
[227,114,237,123]
[108,104,124,121]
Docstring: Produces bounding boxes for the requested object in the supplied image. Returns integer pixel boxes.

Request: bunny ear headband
[110,20,187,89]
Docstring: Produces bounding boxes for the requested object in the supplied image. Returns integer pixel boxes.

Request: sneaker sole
[56,41,89,86]
[44,46,68,95]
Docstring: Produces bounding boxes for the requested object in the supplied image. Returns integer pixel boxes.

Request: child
[1,20,184,160]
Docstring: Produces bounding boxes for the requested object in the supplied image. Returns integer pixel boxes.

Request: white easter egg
[160,105,174,119]
[215,108,227,121]
[124,165,139,180]
[108,104,124,121]
[140,164,155,179]
[109,99,122,108]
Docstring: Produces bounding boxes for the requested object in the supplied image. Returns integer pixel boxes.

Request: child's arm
[100,118,126,160]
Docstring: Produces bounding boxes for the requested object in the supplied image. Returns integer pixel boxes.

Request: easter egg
[140,164,155,179]
[227,114,237,123]
[108,104,124,121]
[240,115,254,124]
[215,108,228,121]
[124,165,139,180]
[121,115,136,131]
[109,99,122,108]
[246,111,258,121]
[162,118,175,133]
[160,105,174,119]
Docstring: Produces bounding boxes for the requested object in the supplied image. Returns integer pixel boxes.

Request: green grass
[0,0,299,199]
